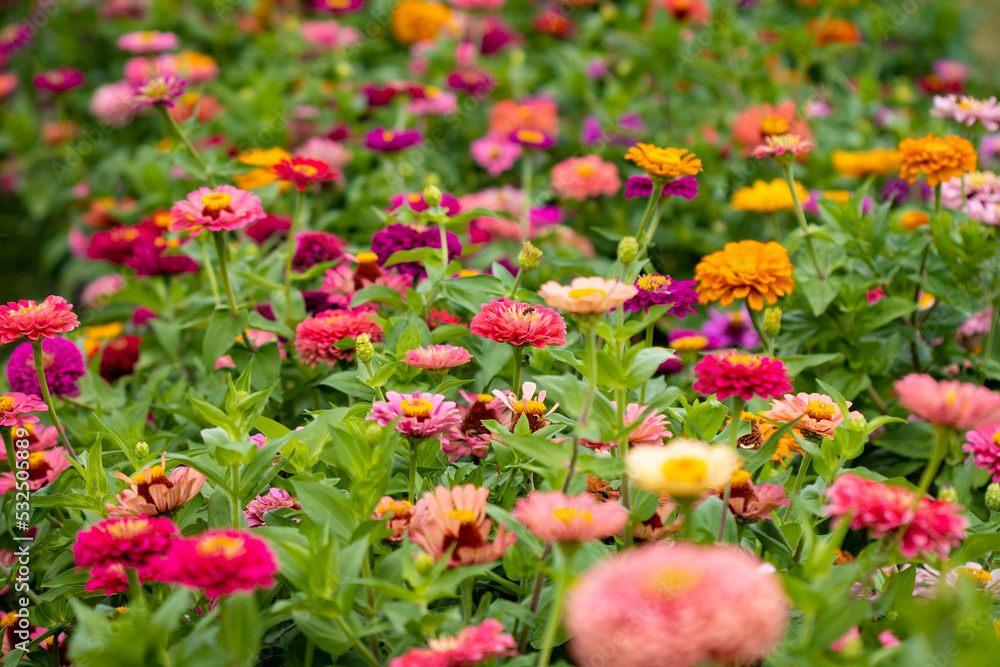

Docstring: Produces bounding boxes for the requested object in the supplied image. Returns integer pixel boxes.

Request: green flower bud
[617,236,638,265]
[938,485,958,503]
[135,441,149,458]
[763,307,781,338]
[518,241,543,272]
[986,483,1000,512]
[415,553,436,575]
[423,185,442,207]
[356,333,374,363]
[365,423,383,446]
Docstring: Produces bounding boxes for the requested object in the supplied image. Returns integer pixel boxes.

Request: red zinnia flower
[273,157,339,190]
[0,296,79,344]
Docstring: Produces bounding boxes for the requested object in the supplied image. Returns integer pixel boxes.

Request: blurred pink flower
[550,154,621,200]
[512,490,628,543]
[402,344,473,370]
[894,373,1000,431]
[389,619,516,667]
[470,134,522,176]
[245,488,301,527]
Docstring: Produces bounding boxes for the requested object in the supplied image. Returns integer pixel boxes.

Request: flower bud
[415,553,436,574]
[938,485,958,503]
[763,307,781,338]
[365,423,383,446]
[518,241,543,272]
[617,236,638,264]
[356,333,374,363]
[423,185,442,207]
[986,483,1000,512]
[135,441,149,458]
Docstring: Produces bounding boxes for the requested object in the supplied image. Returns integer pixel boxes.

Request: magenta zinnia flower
[0,392,45,426]
[0,296,79,344]
[512,491,628,543]
[370,223,462,279]
[963,424,1000,482]
[509,128,556,149]
[161,530,278,599]
[701,306,760,349]
[366,127,423,152]
[294,308,383,366]
[245,488,301,527]
[169,185,265,235]
[409,484,516,567]
[7,337,86,398]
[625,175,700,200]
[624,274,699,317]
[32,67,85,93]
[389,619,517,667]
[292,230,345,271]
[73,516,178,570]
[402,345,473,370]
[894,374,1000,431]
[367,391,462,443]
[470,298,567,348]
[313,0,366,13]
[692,350,791,401]
[132,73,186,108]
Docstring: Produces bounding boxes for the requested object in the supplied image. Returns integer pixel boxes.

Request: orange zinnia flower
[695,240,794,311]
[832,148,901,177]
[897,134,977,187]
[390,0,453,45]
[625,143,702,180]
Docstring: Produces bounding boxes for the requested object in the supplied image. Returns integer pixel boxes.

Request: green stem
[31,340,79,462]
[126,568,146,609]
[230,463,242,528]
[912,427,950,510]
[213,231,239,314]
[521,155,533,240]
[562,331,598,494]
[408,439,419,503]
[334,617,381,667]
[199,236,222,308]
[615,387,633,548]
[304,641,315,667]
[517,543,553,653]
[782,453,813,521]
[509,269,525,298]
[437,222,450,271]
[749,307,773,356]
[535,548,574,667]
[511,346,525,393]
[284,190,305,327]
[633,186,659,245]
[461,577,475,624]
[718,396,744,542]
[783,163,826,281]
[162,107,213,184]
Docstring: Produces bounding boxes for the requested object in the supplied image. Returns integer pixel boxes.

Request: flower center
[196,535,246,558]
[105,518,150,539]
[448,509,478,524]
[636,275,669,292]
[661,457,707,484]
[476,394,494,403]
[400,398,434,418]
[649,567,701,597]
[0,396,14,412]
[805,401,836,421]
[730,470,752,488]
[376,499,412,515]
[552,507,592,523]
[516,129,544,143]
[356,252,379,264]
[133,465,174,503]
[293,164,319,176]
[955,567,993,587]
[568,287,606,299]
[576,164,595,177]
[671,335,707,351]
[992,432,1000,446]
[513,399,547,415]
[725,354,761,368]
[0,612,18,628]
[141,79,170,98]
[760,115,790,136]
[382,130,395,142]
[27,451,48,478]
[200,193,233,218]
[139,31,158,43]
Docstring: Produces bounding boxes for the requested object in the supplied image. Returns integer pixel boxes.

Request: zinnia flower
[0,296,79,344]
[0,392,46,426]
[117,30,179,53]
[292,230,346,271]
[161,530,278,598]
[714,470,789,522]
[372,496,414,540]
[390,0,453,44]
[402,345,472,370]
[897,134,977,187]
[294,309,383,366]
[732,100,811,156]
[693,351,792,401]
[695,240,794,310]
[470,134,522,176]
[366,127,423,152]
[931,95,1000,131]
[963,424,1000,482]
[565,544,789,667]
[245,488,301,527]
[132,73,186,108]
[273,157,338,190]
[624,274,699,317]
[624,143,702,180]
[169,185,266,235]
[6,337,85,398]
[894,374,1000,431]
[731,178,810,212]
[764,392,862,440]
[389,619,517,667]
[33,67,85,93]
[445,392,501,462]
[492,381,558,434]
[701,306,760,349]
[370,223,461,279]
[106,455,207,518]
[550,155,621,200]
[73,516,178,570]
[832,149,901,177]
[512,490,628,543]
[0,448,73,494]
[627,438,738,498]
[367,391,462,443]
[538,277,637,314]
[489,97,559,137]
[752,133,814,162]
[469,298,566,348]
[624,175,700,200]
[509,128,556,149]
[408,484,516,566]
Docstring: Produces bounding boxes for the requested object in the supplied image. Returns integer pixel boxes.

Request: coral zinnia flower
[489,97,560,136]
[0,392,46,426]
[367,391,462,443]
[161,529,278,598]
[693,350,791,401]
[0,448,73,494]
[409,484,516,566]
[732,100,811,156]
[764,392,862,440]
[73,516,178,570]
[0,296,79,344]
[469,298,566,348]
[963,424,1000,482]
[512,490,628,543]
[897,134,977,187]
[627,438,738,498]
[245,488,301,527]
[106,454,207,518]
[550,155,620,199]
[273,157,338,190]
[894,374,1000,431]
[695,240,794,311]
[832,148,901,177]
[565,544,789,667]
[169,185,266,235]
[538,276,637,314]
[624,143,702,180]
[713,470,789,522]
[731,178,810,213]
[401,344,473,370]
[294,308,383,366]
[389,619,517,667]
[371,496,414,541]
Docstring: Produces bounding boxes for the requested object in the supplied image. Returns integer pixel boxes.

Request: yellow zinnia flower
[898,134,977,187]
[832,148,901,177]
[627,438,738,498]
[731,178,810,213]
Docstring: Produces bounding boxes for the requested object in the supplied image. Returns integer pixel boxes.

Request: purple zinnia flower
[446,69,495,97]
[7,337,85,398]
[624,275,699,317]
[370,223,462,279]
[509,128,556,149]
[701,307,760,350]
[124,246,199,277]
[292,231,345,272]
[529,206,563,227]
[132,74,186,108]
[625,175,655,199]
[580,115,603,145]
[365,127,423,152]
[246,214,291,245]
[302,290,341,315]
[625,175,699,200]
[33,67,85,93]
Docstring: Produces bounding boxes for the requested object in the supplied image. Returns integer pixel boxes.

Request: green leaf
[85,437,107,500]
[203,309,250,369]
[853,297,917,333]
[219,594,262,667]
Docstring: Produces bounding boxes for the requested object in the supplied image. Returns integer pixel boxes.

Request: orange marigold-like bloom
[695,240,794,311]
[390,0,453,45]
[898,134,977,187]
[625,143,702,180]
[731,178,809,213]
[806,17,862,47]
[832,149,901,177]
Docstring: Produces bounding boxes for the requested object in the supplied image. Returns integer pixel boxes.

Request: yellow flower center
[516,129,545,143]
[133,465,169,486]
[513,399,547,415]
[568,287,606,299]
[637,275,670,292]
[356,252,379,264]
[27,451,46,471]
[671,335,707,351]
[105,518,150,539]
[138,31,158,43]
[805,401,836,421]
[141,80,170,98]
[111,228,140,242]
[575,164,595,177]
[0,396,14,412]
[725,354,761,368]
[992,432,1000,446]
[376,499,413,515]
[458,269,479,277]
[661,457,708,484]
[730,469,752,488]
[0,612,18,628]
[196,535,246,558]
[552,507,593,523]
[401,398,434,418]
[200,192,233,212]
[448,509,477,524]
[293,164,319,176]
[382,130,395,142]
[955,567,993,587]
[760,115,790,136]
[114,606,129,614]
[476,394,494,403]
[649,567,701,597]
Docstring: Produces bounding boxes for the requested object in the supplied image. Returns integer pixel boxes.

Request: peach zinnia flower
[897,134,977,187]
[470,298,567,348]
[488,97,560,137]
[0,296,79,344]
[550,155,621,200]
[695,240,794,310]
[894,374,1000,431]
[106,454,207,518]
[372,496,414,541]
[401,344,473,370]
[512,490,628,543]
[764,392,862,440]
[732,100,811,156]
[409,484,516,566]
[624,143,702,180]
[169,185,266,235]
[538,276,637,314]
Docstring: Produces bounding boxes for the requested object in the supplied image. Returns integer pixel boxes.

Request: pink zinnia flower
[751,133,814,160]
[294,137,352,172]
[445,391,500,462]
[161,530,278,599]
[894,373,1000,431]
[470,298,566,348]
[273,157,338,190]
[73,516,178,570]
[538,277,637,314]
[132,73,186,108]
[371,496,414,541]
[85,563,132,595]
[0,296,79,344]
[715,471,789,522]
[82,273,126,308]
[408,86,459,115]
[0,392,46,426]
[509,127,556,149]
[731,100,812,156]
[764,392,862,440]
[492,381,558,433]
[301,19,361,49]
[295,308,383,366]
[245,488,301,527]
[931,94,1000,131]
[402,345,472,370]
[565,544,789,667]
[106,454,206,518]
[550,155,621,200]
[32,67,85,93]
[692,350,792,401]
[90,80,137,127]
[169,185,265,235]
[963,424,1000,482]
[367,391,462,443]
[901,497,967,560]
[470,134,522,176]
[409,484,516,567]
[116,30,179,53]
[512,491,628,543]
[390,619,516,667]
[584,402,671,452]
[0,448,72,495]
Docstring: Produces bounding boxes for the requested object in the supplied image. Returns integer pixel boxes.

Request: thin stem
[749,307,773,356]
[521,155,533,240]
[199,236,222,308]
[633,188,659,245]
[31,340,79,462]
[615,387,633,548]
[783,163,826,281]
[304,641,315,667]
[284,190,305,327]
[213,231,239,314]
[535,548,574,667]
[511,346,524,393]
[517,543,553,653]
[912,427,950,509]
[360,554,380,660]
[408,439,419,504]
[334,617,381,667]
[437,222,450,271]
[0,561,40,604]
[230,463,242,528]
[718,396,744,542]
[509,270,525,298]
[460,577,475,624]
[782,453,813,521]
[562,330,598,494]
[162,107,212,183]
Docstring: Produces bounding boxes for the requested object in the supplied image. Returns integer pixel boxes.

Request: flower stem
[517,543,553,653]
[633,187,659,245]
[913,426,950,509]
[521,155,533,240]
[511,346,525,394]
[562,331,598,494]
[162,106,213,183]
[718,396,744,542]
[408,439,419,503]
[461,577,475,624]
[749,307,773,356]
[230,463,242,528]
[782,453,812,521]
[213,231,239,314]
[198,236,222,308]
[615,387,633,548]
[284,190,305,327]
[783,163,826,281]
[535,547,574,667]
[31,340,79,463]
[126,567,146,609]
